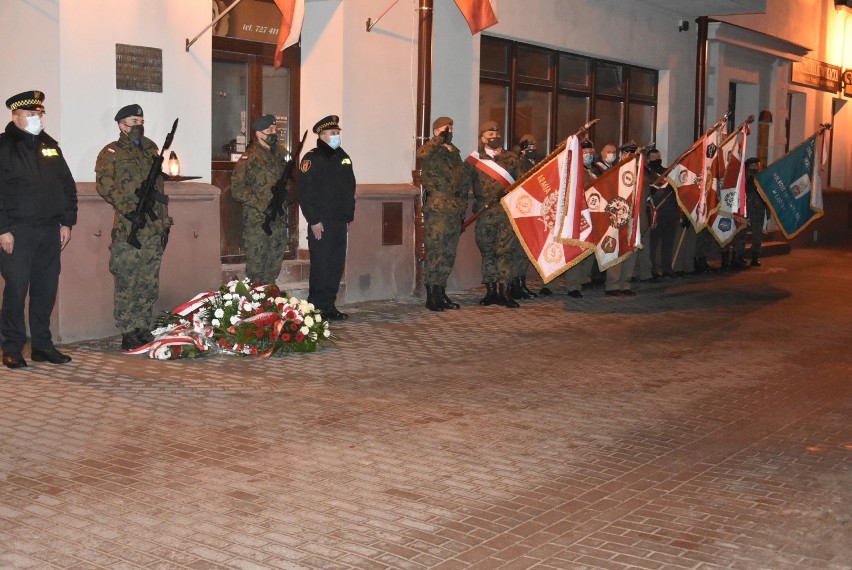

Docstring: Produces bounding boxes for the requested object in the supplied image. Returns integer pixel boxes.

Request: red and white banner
[502,136,594,282]
[706,123,751,246]
[453,0,498,34]
[585,153,645,270]
[273,0,305,68]
[666,129,720,231]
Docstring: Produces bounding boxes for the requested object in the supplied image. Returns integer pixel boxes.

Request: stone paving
[1,248,850,570]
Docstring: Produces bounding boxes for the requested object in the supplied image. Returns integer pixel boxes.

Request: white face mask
[24,115,43,135]
[327,134,341,150]
[604,153,616,165]
[583,153,594,167]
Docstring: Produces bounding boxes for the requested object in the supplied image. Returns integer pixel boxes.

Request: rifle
[462,119,598,231]
[262,130,308,235]
[127,118,178,249]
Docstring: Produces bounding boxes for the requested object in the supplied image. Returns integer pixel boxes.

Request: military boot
[731,253,747,270]
[425,285,445,312]
[121,331,144,351]
[720,251,731,272]
[509,279,524,300]
[439,287,460,310]
[750,252,761,267]
[520,277,538,298]
[497,283,520,308]
[480,283,499,306]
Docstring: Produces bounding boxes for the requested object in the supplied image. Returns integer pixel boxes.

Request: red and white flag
[453,0,498,34]
[706,123,750,246]
[502,136,594,282]
[273,0,305,68]
[666,129,720,231]
[584,153,644,270]
[706,211,748,247]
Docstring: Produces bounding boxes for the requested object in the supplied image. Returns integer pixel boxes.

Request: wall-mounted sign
[116,44,163,93]
[791,57,842,93]
[843,69,852,97]
[213,0,281,45]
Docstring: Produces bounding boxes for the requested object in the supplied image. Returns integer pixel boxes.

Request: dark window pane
[479,83,509,132]
[481,37,510,75]
[557,94,589,144]
[559,54,591,90]
[628,103,656,147]
[595,99,624,147]
[630,68,657,98]
[515,89,551,152]
[596,62,624,96]
[517,45,551,81]
[212,59,249,161]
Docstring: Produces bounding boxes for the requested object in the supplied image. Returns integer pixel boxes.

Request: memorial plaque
[116,44,163,93]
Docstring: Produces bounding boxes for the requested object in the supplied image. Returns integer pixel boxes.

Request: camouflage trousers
[510,230,529,279]
[733,199,766,257]
[109,232,163,333]
[423,210,462,286]
[244,219,289,285]
[474,211,515,283]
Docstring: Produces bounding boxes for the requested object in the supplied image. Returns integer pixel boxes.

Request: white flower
[315,314,323,323]
[211,318,220,326]
[156,348,172,360]
[304,315,314,327]
[323,329,330,338]
[214,308,224,319]
[288,296,299,305]
[300,325,310,335]
[230,315,239,325]
[223,293,233,300]
[274,296,286,305]
[307,302,315,311]
[252,293,262,301]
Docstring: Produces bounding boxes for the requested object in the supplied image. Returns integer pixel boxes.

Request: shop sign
[791,58,842,93]
[213,0,280,45]
[844,69,852,97]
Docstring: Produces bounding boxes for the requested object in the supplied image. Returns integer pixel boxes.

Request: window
[480,37,658,154]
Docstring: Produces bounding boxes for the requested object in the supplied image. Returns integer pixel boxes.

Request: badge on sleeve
[300,159,311,173]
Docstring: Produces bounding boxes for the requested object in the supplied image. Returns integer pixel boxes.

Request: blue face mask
[327,135,341,150]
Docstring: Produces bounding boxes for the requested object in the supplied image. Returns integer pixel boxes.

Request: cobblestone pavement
[1,248,850,570]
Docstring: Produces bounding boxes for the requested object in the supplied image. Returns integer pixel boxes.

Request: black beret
[581,139,594,150]
[432,116,453,131]
[745,157,761,168]
[6,90,45,111]
[114,104,143,122]
[313,115,341,134]
[619,142,637,154]
[251,114,276,132]
[519,134,536,147]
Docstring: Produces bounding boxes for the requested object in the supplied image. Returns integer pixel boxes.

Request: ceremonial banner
[453,0,498,34]
[273,0,305,68]
[706,211,748,247]
[502,136,594,282]
[666,129,720,231]
[585,153,644,270]
[755,131,826,239]
[707,123,750,246]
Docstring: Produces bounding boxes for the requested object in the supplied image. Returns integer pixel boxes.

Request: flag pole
[366,0,402,31]
[186,0,247,51]
[461,119,598,231]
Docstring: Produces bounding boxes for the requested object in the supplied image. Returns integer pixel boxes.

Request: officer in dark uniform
[297,115,356,320]
[96,104,172,351]
[0,90,77,368]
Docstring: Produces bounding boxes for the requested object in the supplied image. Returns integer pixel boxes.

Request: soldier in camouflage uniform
[417,116,473,311]
[231,114,288,285]
[96,104,172,351]
[732,157,767,267]
[470,121,523,308]
[509,134,539,300]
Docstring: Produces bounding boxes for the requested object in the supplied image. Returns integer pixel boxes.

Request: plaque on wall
[212,0,282,45]
[791,57,841,94]
[116,44,163,93]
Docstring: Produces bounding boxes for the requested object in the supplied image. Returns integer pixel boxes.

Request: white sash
[466,151,515,189]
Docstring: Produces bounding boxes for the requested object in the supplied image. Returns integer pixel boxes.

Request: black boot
[539,286,553,296]
[498,283,520,308]
[520,277,537,298]
[509,278,524,300]
[731,253,747,270]
[720,251,731,271]
[425,285,444,312]
[750,252,761,267]
[480,282,499,306]
[440,287,460,310]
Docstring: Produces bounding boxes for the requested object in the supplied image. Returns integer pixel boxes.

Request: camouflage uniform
[733,179,767,263]
[472,148,522,283]
[418,134,472,287]
[96,132,172,335]
[231,142,287,285]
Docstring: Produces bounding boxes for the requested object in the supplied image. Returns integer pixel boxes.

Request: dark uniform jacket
[471,147,522,216]
[231,142,287,225]
[297,139,356,226]
[95,132,172,239]
[0,122,77,234]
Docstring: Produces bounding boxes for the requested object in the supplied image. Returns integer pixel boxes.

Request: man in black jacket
[297,115,356,320]
[0,90,77,368]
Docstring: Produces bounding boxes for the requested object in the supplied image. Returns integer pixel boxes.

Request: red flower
[218,339,228,347]
[281,333,291,342]
[296,332,305,342]
[290,323,298,331]
[255,329,264,338]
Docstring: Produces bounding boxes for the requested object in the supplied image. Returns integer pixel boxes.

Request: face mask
[649,159,663,170]
[126,125,144,143]
[24,115,43,135]
[327,134,341,150]
[441,130,453,145]
[604,153,616,165]
[264,133,278,148]
[583,153,593,167]
[486,138,502,150]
